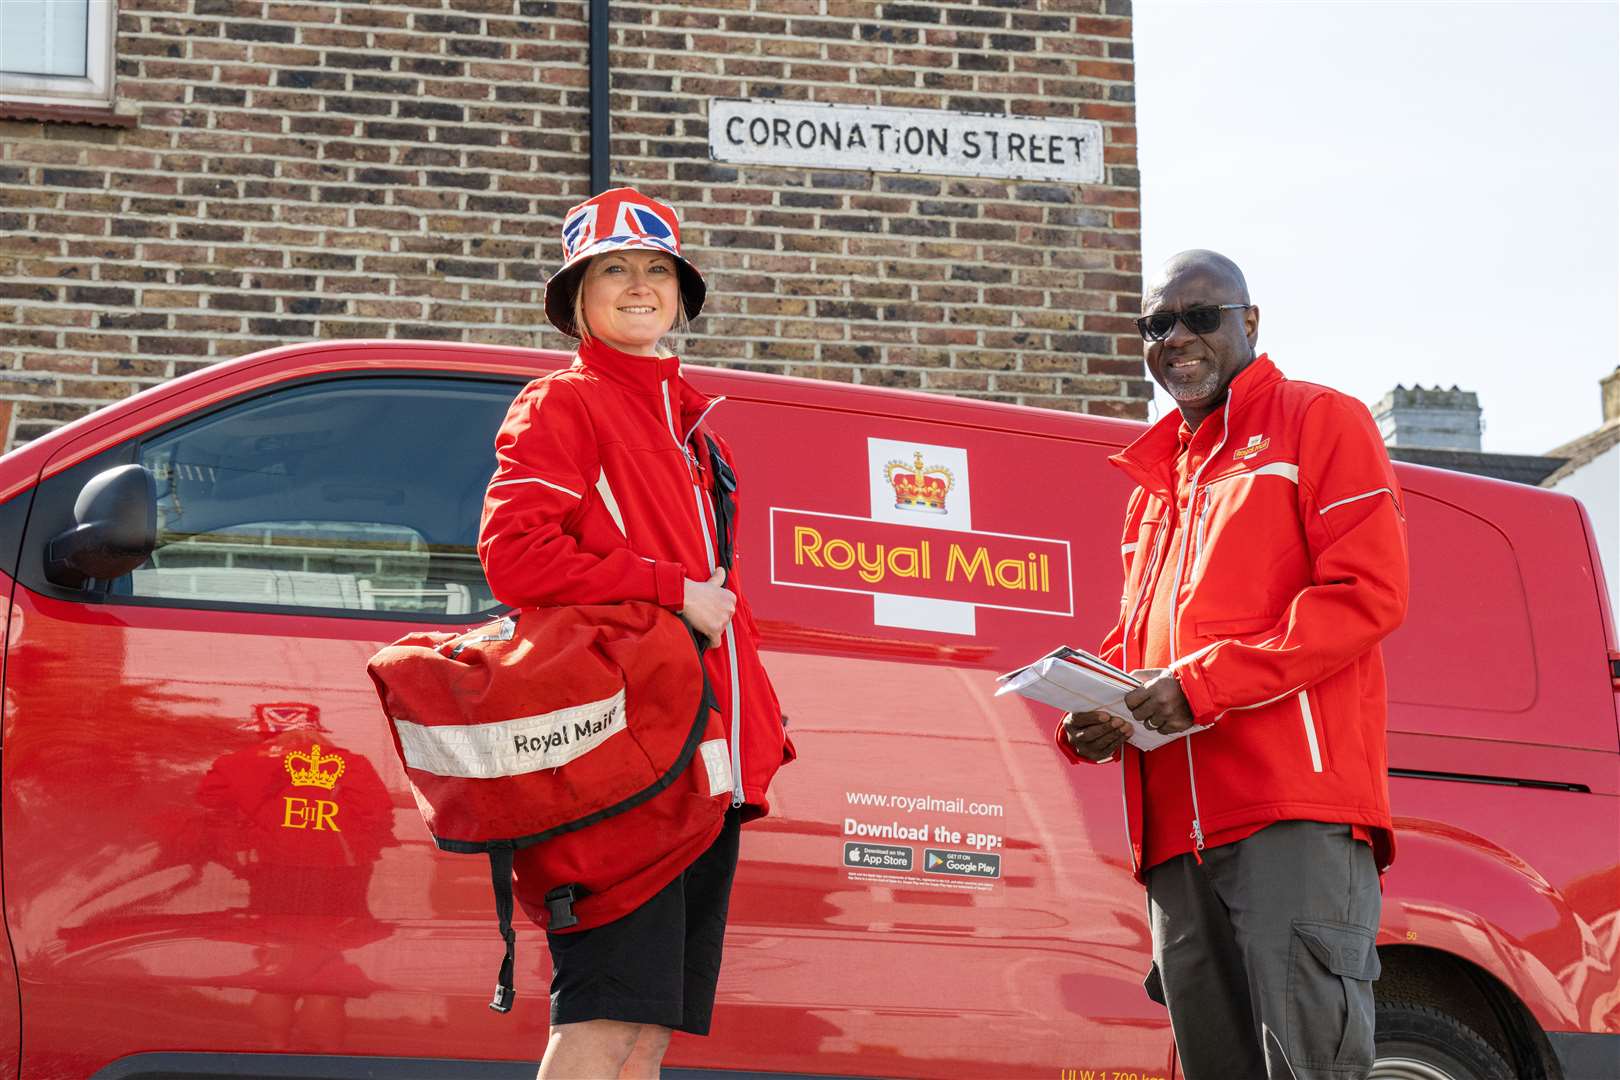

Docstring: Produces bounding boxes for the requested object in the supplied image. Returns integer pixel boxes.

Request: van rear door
[1384,469,1619,757]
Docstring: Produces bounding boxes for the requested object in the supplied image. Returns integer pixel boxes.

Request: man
[1057,250,1408,1079]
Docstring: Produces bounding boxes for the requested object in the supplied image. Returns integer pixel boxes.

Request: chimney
[1603,367,1620,424]
[1373,385,1483,451]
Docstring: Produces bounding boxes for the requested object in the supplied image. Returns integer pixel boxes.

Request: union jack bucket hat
[542,186,706,338]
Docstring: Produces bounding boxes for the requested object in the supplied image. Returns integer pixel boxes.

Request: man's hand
[1124,668,1197,734]
[1062,709,1130,762]
[680,568,736,649]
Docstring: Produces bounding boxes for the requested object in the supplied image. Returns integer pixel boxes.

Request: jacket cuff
[654,561,686,609]
[1054,718,1082,763]
[1175,663,1217,721]
[1052,718,1119,765]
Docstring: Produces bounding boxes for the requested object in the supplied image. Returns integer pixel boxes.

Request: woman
[477,187,791,1079]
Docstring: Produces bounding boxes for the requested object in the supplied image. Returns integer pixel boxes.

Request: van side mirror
[45,464,157,589]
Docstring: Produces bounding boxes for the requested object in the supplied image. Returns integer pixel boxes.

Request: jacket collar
[1110,354,1283,497]
[574,336,720,438]
[575,336,683,391]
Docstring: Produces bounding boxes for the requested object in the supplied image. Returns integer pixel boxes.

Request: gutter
[590,0,610,194]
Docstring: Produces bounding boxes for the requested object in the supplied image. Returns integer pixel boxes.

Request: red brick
[0,0,1146,444]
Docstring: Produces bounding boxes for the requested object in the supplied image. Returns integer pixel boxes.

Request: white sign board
[708,98,1105,184]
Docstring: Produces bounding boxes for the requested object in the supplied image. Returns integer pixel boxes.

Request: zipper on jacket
[1166,400,1232,860]
[663,381,746,808]
[683,395,725,446]
[1121,515,1170,671]
[1117,512,1169,879]
[701,479,745,808]
[1185,738,1206,856]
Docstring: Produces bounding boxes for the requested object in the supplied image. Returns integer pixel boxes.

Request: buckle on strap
[545,882,582,931]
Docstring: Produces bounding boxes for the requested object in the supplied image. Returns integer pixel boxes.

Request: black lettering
[1007,132,1027,161]
[1028,135,1046,163]
[902,126,924,154]
[771,117,791,145]
[514,734,531,753]
[748,117,769,144]
[986,130,1000,157]
[963,131,980,159]
[872,122,891,151]
[1047,134,1065,164]
[726,115,744,145]
[795,119,817,148]
[847,124,867,149]
[926,128,947,156]
[1067,135,1086,159]
[819,120,841,150]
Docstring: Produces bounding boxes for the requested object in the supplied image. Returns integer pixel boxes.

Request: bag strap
[703,433,737,573]
[487,841,517,1013]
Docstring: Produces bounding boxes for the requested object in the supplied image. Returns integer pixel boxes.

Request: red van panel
[0,340,1611,1078]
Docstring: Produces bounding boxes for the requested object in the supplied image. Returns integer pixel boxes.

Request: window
[110,376,518,619]
[0,0,116,109]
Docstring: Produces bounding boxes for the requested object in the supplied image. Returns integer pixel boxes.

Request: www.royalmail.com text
[845,791,1005,817]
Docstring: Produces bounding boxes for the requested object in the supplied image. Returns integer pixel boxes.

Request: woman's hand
[681,568,736,649]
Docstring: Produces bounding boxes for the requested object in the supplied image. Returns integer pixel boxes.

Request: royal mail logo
[1233,434,1270,461]
[884,451,954,514]
[766,437,1072,635]
[285,743,345,790]
[770,508,1072,617]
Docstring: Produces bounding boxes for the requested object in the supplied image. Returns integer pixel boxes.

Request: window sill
[0,101,134,128]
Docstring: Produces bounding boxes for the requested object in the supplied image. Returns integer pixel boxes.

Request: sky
[1132,0,1619,455]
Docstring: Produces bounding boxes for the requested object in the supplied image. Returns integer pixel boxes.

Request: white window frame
[0,0,117,109]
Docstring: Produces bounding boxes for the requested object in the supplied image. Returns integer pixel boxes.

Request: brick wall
[0,0,1145,450]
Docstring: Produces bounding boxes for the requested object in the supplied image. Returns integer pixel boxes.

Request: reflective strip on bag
[394,689,627,778]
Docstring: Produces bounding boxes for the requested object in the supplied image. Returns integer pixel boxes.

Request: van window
[114,377,514,618]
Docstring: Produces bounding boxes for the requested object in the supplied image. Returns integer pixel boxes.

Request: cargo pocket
[1142,961,1166,1006]
[1286,919,1380,1069]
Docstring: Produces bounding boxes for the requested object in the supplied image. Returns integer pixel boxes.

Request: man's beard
[1163,366,1221,403]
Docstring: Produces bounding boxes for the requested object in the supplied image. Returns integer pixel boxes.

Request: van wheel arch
[1375,944,1560,1080]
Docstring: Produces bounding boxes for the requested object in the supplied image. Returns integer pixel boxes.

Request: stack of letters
[995,646,1205,751]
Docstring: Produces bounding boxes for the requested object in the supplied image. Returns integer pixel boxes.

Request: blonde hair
[572,253,692,353]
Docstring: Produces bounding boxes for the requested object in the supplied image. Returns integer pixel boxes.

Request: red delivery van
[0,340,1613,1080]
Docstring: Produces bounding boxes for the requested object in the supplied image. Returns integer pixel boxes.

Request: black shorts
[545,807,742,1035]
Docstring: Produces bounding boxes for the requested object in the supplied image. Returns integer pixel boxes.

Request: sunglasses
[1135,304,1249,342]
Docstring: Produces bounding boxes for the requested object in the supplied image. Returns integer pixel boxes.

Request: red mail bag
[367,601,731,1013]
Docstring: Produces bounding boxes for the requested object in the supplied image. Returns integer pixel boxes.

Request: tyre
[1372,1000,1516,1080]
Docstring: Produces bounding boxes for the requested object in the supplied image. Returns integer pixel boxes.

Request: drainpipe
[590,0,610,194]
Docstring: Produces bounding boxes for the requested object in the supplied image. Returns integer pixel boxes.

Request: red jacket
[1057,356,1409,881]
[478,337,791,814]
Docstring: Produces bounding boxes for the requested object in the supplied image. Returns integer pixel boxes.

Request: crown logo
[284,743,345,790]
[884,452,954,514]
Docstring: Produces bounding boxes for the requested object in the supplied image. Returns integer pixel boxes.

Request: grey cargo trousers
[1145,820,1382,1080]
